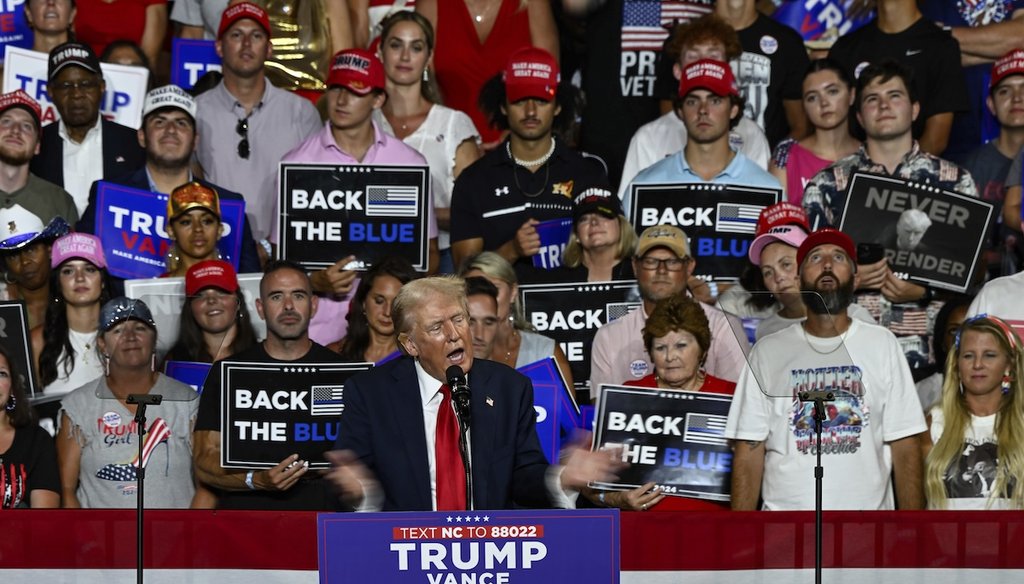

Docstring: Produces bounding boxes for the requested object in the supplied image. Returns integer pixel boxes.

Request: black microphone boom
[445,365,473,424]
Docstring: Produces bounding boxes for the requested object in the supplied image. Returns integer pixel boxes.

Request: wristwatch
[258,238,273,257]
[245,470,257,490]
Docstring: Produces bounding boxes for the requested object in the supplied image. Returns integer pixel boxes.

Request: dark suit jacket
[335,357,554,511]
[30,118,146,186]
[76,167,262,295]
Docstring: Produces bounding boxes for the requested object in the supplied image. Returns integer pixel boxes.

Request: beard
[801,272,855,316]
[0,144,33,166]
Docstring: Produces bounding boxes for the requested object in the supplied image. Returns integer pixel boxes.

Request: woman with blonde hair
[925,314,1024,509]
[459,251,574,393]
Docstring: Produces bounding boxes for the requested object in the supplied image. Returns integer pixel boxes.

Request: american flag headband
[954,313,1020,353]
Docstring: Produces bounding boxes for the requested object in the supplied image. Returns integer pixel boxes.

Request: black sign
[518,280,640,394]
[628,183,781,281]
[592,384,733,501]
[220,360,372,469]
[0,301,38,397]
[278,163,430,271]
[838,173,994,293]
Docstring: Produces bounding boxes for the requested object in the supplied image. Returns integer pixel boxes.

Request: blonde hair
[563,216,638,269]
[458,251,532,331]
[925,316,1024,509]
[392,276,468,351]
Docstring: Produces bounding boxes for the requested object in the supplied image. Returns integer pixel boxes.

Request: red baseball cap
[217,2,271,39]
[326,49,386,95]
[0,90,42,129]
[503,46,559,103]
[796,228,857,268]
[991,49,1024,91]
[678,59,739,98]
[186,260,239,296]
[755,202,810,236]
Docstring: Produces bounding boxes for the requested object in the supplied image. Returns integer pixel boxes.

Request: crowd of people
[2,0,1024,517]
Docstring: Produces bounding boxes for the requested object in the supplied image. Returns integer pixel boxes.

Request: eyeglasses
[236,117,250,159]
[638,256,690,271]
[50,79,101,94]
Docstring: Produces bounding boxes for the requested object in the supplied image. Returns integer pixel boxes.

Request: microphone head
[446,365,465,385]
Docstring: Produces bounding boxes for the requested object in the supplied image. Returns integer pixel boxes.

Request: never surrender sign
[839,172,993,293]
[220,361,372,469]
[592,385,733,502]
[628,183,780,281]
[279,163,430,271]
[318,509,620,584]
[519,281,640,394]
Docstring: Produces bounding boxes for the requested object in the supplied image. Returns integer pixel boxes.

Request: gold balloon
[260,0,331,91]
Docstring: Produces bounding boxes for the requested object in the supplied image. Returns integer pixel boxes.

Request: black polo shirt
[450,138,611,252]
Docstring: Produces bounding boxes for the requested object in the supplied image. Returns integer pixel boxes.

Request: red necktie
[435,384,467,511]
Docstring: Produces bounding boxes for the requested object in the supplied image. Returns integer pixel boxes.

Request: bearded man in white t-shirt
[725,228,927,510]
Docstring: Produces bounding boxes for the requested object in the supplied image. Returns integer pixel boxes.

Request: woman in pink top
[770,59,860,205]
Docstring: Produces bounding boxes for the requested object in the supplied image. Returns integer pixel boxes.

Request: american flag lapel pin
[486,397,494,407]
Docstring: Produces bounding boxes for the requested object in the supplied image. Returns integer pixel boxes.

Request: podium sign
[278,163,430,271]
[318,509,620,583]
[592,384,733,501]
[628,183,781,281]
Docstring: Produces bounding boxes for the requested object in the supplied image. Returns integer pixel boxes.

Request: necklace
[801,324,847,355]
[466,0,493,23]
[507,138,556,168]
[512,160,550,198]
[501,328,519,365]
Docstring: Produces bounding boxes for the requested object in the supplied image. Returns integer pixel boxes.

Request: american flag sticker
[366,185,419,217]
[311,385,344,416]
[715,203,762,234]
[683,413,727,446]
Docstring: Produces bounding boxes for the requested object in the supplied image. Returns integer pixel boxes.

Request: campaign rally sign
[531,217,573,270]
[0,301,37,397]
[628,183,781,281]
[518,357,580,464]
[318,509,620,584]
[125,272,266,357]
[0,2,32,61]
[518,280,640,397]
[220,361,372,469]
[279,163,430,271]
[771,0,872,43]
[592,384,733,501]
[170,38,222,90]
[95,181,246,280]
[838,172,994,293]
[164,361,213,394]
[3,46,149,128]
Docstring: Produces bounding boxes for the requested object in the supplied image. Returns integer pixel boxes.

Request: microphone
[445,365,472,425]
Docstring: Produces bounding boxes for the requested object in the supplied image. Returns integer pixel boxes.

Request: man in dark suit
[30,41,145,217]
[76,84,260,283]
[328,276,621,511]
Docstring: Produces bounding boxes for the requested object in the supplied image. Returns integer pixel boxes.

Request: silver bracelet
[245,470,257,490]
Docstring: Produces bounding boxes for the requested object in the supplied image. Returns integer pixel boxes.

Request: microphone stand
[126,393,163,584]
[455,406,474,511]
[800,389,834,584]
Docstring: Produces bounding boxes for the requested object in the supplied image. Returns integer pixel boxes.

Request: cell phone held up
[856,242,884,265]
